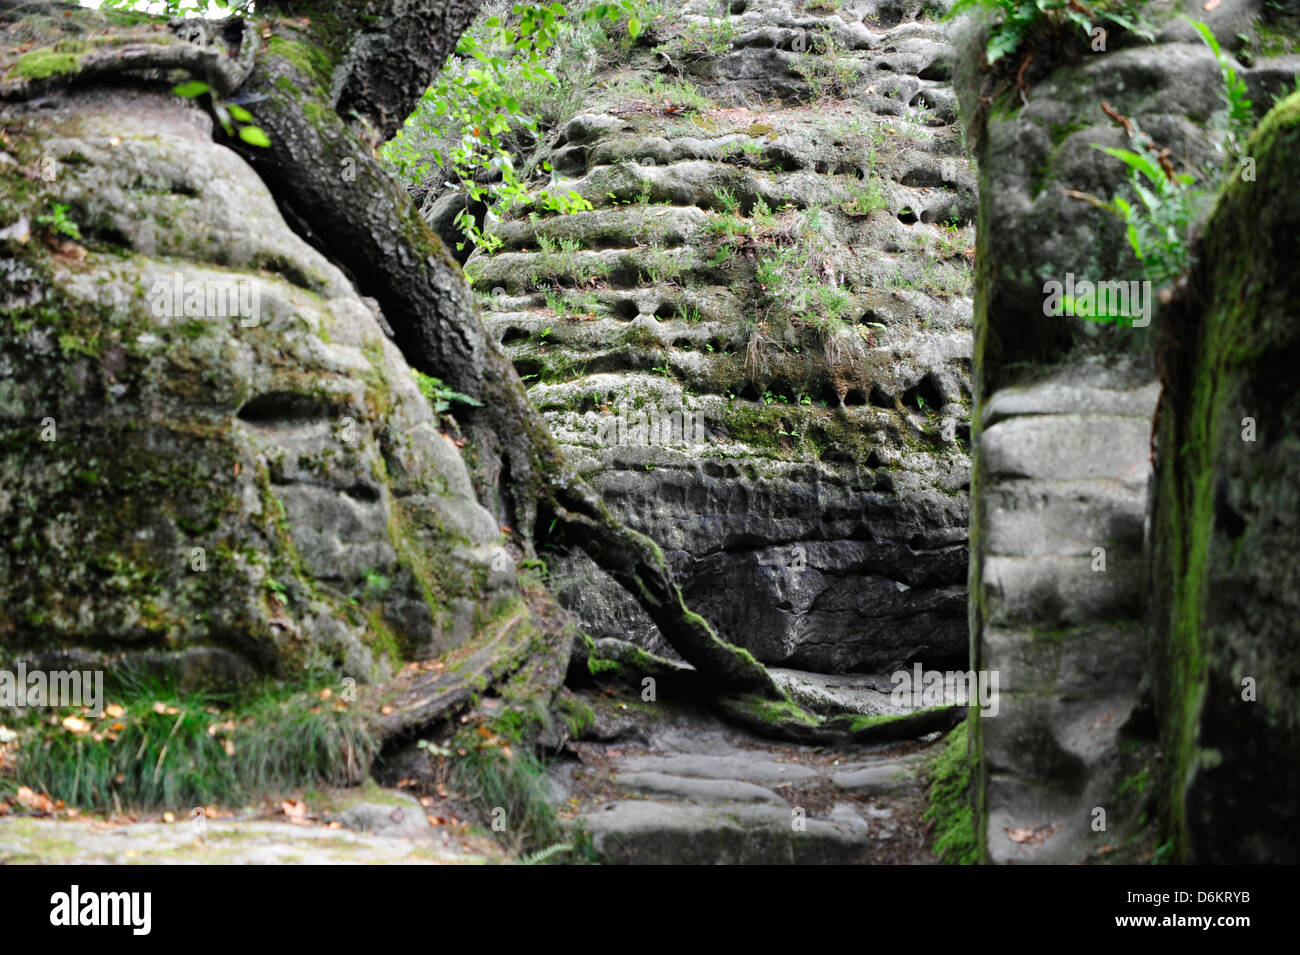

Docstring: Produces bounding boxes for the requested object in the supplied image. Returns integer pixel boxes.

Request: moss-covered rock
[0,87,514,688]
[1147,91,1300,864]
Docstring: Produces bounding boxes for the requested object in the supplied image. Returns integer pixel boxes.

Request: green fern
[1186,17,1254,160]
[1089,141,1199,288]
[1077,20,1257,292]
[412,369,483,414]
[519,842,573,865]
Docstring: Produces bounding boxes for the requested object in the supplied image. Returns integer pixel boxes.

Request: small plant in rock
[793,33,857,100]
[713,185,742,215]
[413,369,484,415]
[709,244,737,268]
[1084,137,1199,291]
[361,568,391,599]
[603,73,715,113]
[659,14,735,59]
[842,178,888,217]
[1188,18,1254,165]
[34,201,81,241]
[640,243,690,286]
[1073,20,1256,295]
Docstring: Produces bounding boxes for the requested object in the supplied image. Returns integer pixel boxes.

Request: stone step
[579,800,874,864]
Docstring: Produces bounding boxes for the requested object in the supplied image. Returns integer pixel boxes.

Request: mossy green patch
[925,719,977,864]
[10,48,83,80]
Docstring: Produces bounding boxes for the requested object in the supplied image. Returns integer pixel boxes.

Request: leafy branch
[382,3,643,252]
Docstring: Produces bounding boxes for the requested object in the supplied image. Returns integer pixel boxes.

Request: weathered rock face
[957,0,1300,862]
[0,88,513,686]
[1148,92,1300,865]
[451,0,975,673]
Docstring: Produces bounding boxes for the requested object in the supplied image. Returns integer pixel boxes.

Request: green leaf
[227,103,254,123]
[238,125,272,148]
[172,80,210,98]
[1095,145,1164,188]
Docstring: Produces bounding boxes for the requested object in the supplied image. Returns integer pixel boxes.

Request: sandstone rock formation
[442,0,977,673]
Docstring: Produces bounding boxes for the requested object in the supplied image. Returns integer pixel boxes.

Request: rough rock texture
[1147,92,1300,864]
[0,815,490,865]
[0,87,514,685]
[450,0,975,673]
[957,0,1300,862]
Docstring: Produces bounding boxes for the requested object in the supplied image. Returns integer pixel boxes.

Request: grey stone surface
[612,771,786,805]
[580,800,872,865]
[616,752,821,784]
[335,795,432,839]
[830,759,919,795]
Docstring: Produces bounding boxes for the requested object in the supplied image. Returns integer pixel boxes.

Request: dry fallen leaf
[1005,823,1061,846]
[61,715,92,734]
[16,786,55,813]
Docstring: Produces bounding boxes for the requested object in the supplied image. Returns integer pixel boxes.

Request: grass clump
[2,673,376,811]
[432,707,575,860]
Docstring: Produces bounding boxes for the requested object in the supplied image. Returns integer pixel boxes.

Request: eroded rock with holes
[452,0,976,672]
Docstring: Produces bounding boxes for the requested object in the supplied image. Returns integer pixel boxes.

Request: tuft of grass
[3,674,376,811]
[442,710,568,856]
[842,178,888,217]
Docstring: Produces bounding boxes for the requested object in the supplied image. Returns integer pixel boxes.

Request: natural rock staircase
[555,678,937,864]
